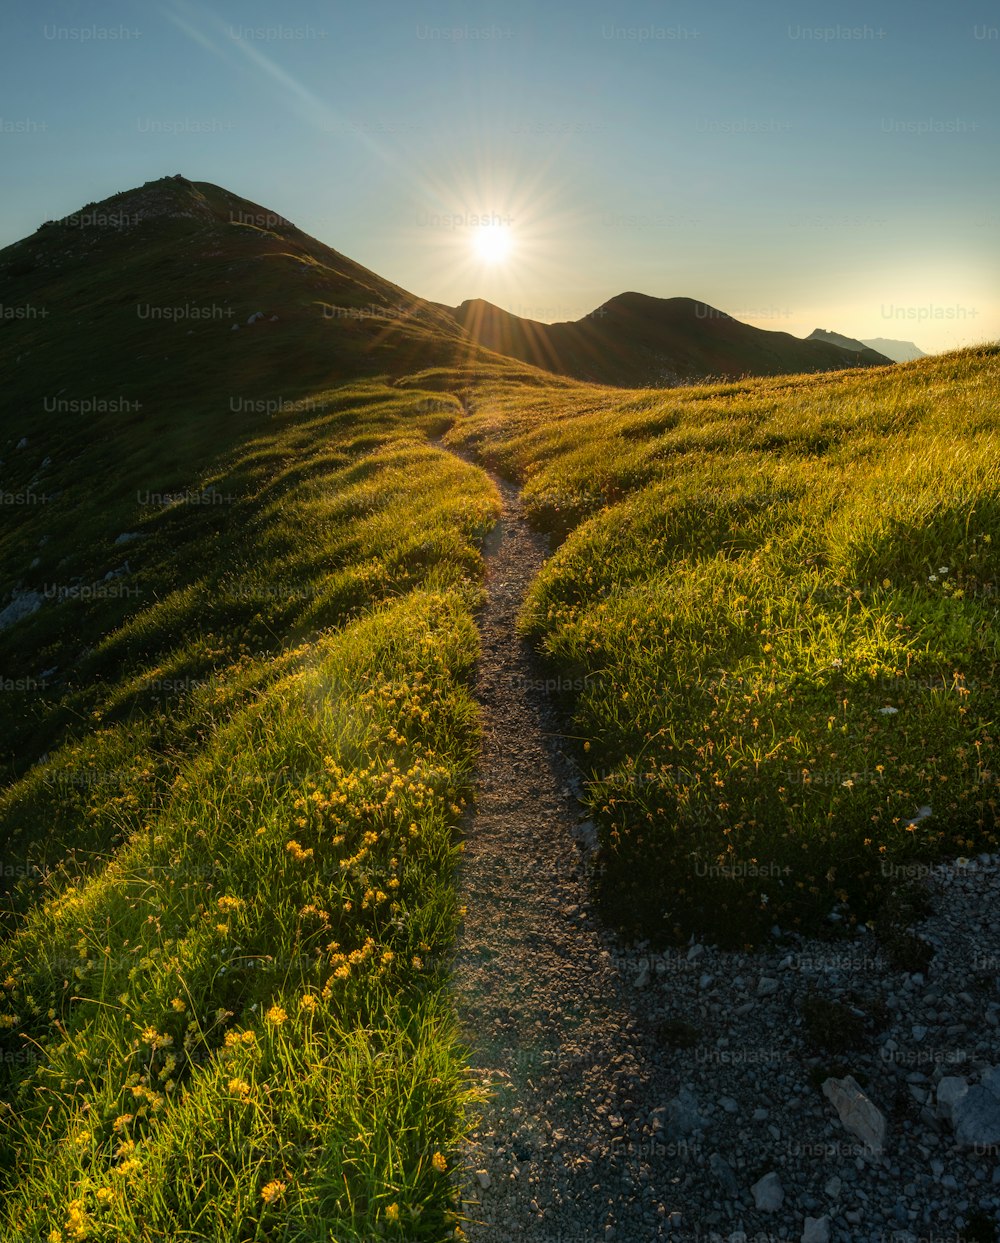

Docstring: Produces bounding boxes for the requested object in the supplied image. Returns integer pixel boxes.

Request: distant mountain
[807,328,871,353]
[809,328,925,364]
[859,337,927,363]
[450,295,894,387]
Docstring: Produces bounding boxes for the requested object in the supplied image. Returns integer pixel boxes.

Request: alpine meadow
[2,2,1000,1238]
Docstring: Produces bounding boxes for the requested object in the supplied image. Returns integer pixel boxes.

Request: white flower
[938,566,949,574]
[928,575,938,583]
[831,658,843,668]
[878,706,899,715]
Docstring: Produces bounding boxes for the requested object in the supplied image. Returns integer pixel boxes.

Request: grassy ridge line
[442,347,1000,944]
[0,391,500,1241]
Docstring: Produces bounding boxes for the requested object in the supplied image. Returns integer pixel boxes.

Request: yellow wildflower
[260,1180,287,1205]
[64,1199,88,1240]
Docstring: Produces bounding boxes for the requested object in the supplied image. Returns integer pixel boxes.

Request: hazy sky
[2,0,998,352]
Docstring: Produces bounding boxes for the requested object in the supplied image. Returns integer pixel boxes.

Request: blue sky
[2,0,997,351]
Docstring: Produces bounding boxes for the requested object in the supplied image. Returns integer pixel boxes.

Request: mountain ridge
[2,174,894,419]
[809,327,926,363]
[450,293,895,386]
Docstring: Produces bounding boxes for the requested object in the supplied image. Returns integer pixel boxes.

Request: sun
[472,223,513,264]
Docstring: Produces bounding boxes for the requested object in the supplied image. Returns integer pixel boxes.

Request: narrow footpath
[448,453,683,1242]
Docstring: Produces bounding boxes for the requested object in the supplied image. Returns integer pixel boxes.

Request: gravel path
[447,450,1000,1243]
[448,457,680,1242]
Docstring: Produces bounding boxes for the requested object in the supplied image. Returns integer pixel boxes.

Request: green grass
[3,211,999,1240]
[0,382,498,1241]
[444,345,1000,945]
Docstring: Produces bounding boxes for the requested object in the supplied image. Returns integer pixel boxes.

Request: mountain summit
[0,175,471,418]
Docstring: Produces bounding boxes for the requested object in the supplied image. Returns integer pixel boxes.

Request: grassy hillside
[0,381,498,1242]
[443,345,1000,945]
[2,174,997,1238]
[0,175,489,468]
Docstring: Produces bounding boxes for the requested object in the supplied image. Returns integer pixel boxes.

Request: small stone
[953,1085,1000,1149]
[709,1153,739,1198]
[751,1170,784,1212]
[801,1216,831,1243]
[475,1169,491,1189]
[665,1089,707,1136]
[824,1176,841,1199]
[757,976,779,997]
[822,1075,887,1156]
[937,1076,969,1124]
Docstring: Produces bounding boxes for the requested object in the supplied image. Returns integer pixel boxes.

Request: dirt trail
[448,451,682,1242]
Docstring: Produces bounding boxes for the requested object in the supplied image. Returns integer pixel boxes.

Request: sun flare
[472,223,513,264]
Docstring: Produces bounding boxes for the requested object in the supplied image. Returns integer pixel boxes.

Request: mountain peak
[37,175,220,235]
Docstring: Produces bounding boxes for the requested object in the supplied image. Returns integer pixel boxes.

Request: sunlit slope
[0,381,497,1241]
[444,345,1000,944]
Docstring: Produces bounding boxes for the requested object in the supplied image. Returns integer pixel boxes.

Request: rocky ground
[448,454,1000,1243]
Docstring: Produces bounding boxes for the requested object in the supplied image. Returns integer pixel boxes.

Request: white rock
[821,1075,886,1156]
[750,1170,784,1211]
[475,1169,491,1189]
